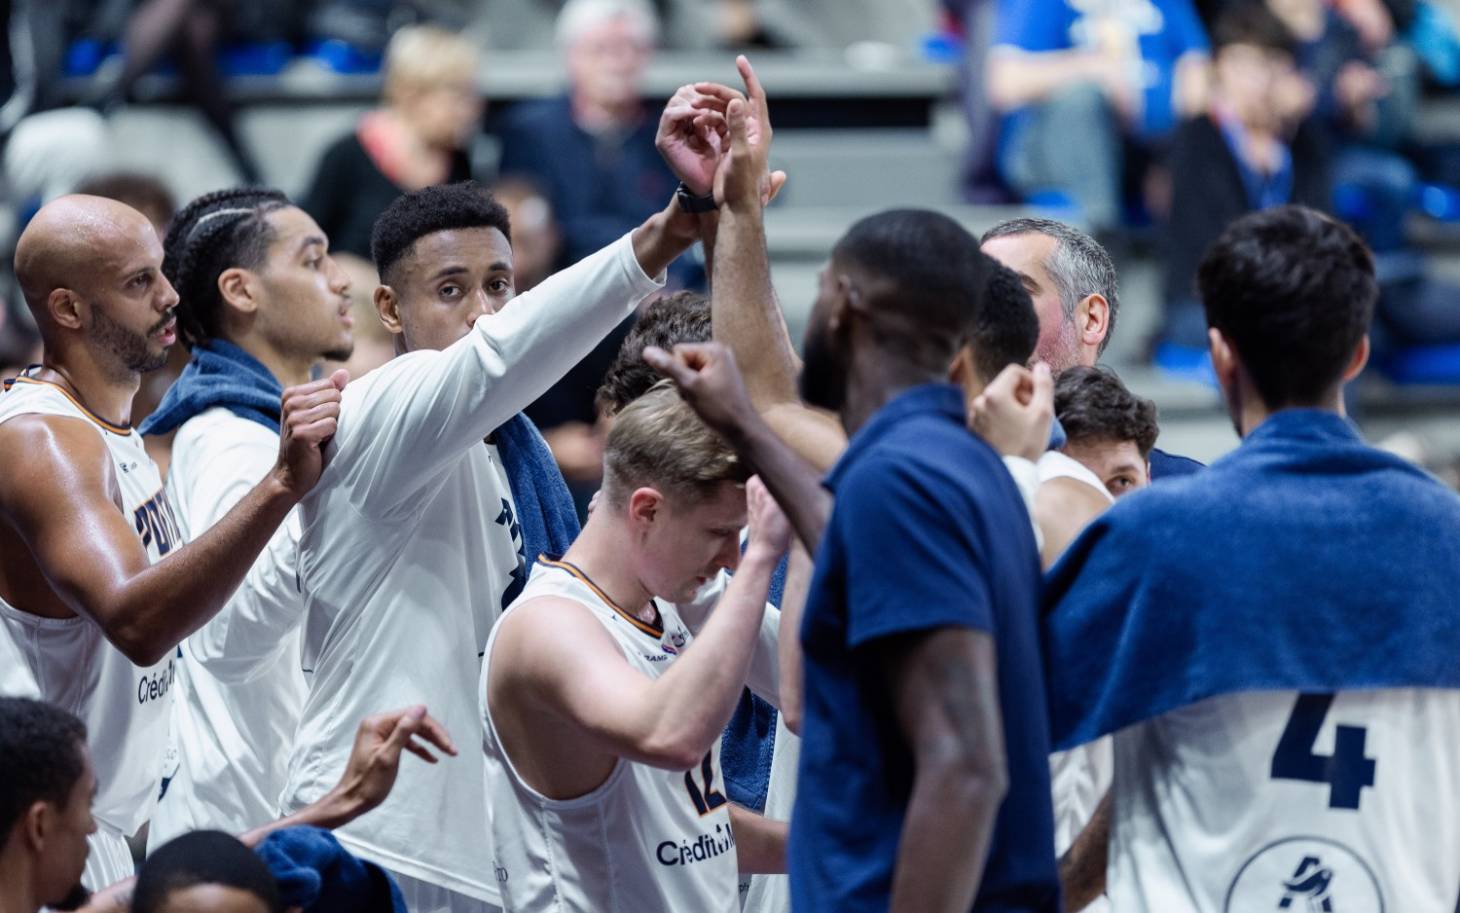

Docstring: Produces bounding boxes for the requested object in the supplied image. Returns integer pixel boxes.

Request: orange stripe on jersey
[7,376,133,435]
[537,555,665,639]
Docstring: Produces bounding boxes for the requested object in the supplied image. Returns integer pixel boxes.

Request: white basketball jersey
[1109,688,1460,913]
[1038,450,1114,502]
[0,375,180,835]
[481,558,740,913]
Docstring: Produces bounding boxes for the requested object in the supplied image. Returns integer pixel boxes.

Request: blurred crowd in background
[0,0,1458,508]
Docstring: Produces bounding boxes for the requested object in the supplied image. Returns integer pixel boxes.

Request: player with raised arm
[0,195,342,892]
[483,386,789,912]
[274,82,771,913]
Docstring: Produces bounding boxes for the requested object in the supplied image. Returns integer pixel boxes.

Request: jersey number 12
[685,752,727,816]
[1270,693,1376,810]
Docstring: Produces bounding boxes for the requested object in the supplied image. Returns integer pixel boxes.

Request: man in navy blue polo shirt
[647,93,1061,911]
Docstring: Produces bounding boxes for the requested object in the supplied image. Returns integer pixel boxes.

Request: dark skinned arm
[1059,792,1110,912]
[0,373,344,667]
[884,627,1009,913]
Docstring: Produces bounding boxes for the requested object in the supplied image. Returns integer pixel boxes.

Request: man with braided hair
[135,188,357,847]
[0,194,343,892]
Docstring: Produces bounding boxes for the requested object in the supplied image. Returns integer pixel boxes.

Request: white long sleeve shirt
[148,408,306,847]
[279,233,663,903]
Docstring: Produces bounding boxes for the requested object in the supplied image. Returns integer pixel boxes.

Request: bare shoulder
[495,594,624,677]
[0,414,117,511]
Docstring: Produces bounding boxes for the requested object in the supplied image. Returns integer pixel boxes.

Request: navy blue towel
[719,554,789,813]
[139,339,283,436]
[1044,409,1460,751]
[255,826,405,913]
[494,412,581,577]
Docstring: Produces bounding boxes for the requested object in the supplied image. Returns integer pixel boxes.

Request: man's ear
[1342,334,1371,382]
[1209,326,1240,393]
[947,346,982,407]
[47,288,82,331]
[216,267,257,316]
[1076,293,1110,352]
[21,800,49,852]
[374,285,404,336]
[627,487,663,531]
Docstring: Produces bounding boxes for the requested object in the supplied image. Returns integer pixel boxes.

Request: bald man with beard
[0,195,343,892]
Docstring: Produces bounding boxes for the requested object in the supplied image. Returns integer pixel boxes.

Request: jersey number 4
[1270,693,1376,810]
[684,752,727,816]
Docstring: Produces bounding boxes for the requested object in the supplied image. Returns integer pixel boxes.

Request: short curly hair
[596,291,711,416]
[970,257,1038,384]
[0,698,88,845]
[163,188,291,347]
[370,181,512,285]
[1054,366,1159,457]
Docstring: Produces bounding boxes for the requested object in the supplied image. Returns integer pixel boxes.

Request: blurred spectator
[987,0,1211,231]
[70,171,183,468]
[497,0,698,285]
[1161,2,1328,347]
[491,176,562,292]
[1054,365,1160,498]
[301,25,481,261]
[89,0,266,183]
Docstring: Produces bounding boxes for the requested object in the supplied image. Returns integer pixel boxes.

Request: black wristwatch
[675,182,719,214]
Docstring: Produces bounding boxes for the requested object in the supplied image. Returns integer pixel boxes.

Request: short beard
[321,343,355,363]
[91,306,169,376]
[799,321,848,413]
[50,882,91,911]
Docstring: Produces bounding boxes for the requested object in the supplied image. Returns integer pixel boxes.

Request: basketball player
[1053,366,1158,499]
[650,91,1059,913]
[483,386,789,912]
[1040,205,1460,912]
[138,188,355,845]
[275,76,763,913]
[0,195,343,892]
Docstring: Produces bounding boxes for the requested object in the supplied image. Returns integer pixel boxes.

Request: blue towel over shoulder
[139,339,284,436]
[1043,409,1460,751]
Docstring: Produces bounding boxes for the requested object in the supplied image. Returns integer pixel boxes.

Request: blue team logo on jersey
[1225,837,1384,913]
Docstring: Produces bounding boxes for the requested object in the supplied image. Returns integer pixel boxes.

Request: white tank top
[481,557,740,913]
[0,374,180,835]
[1109,689,1460,913]
[1037,450,1114,503]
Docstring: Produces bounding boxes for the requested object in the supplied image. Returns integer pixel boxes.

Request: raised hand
[745,475,792,559]
[273,369,347,497]
[968,362,1054,463]
[656,84,730,196]
[703,56,787,210]
[642,341,759,441]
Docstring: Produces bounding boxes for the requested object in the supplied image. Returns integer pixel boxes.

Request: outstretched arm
[0,374,344,666]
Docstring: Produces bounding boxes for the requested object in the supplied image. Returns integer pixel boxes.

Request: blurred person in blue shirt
[987,0,1211,231]
[497,0,699,287]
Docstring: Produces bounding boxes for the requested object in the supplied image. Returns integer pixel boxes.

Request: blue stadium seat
[302,39,384,75]
[1152,341,1217,388]
[1377,344,1460,384]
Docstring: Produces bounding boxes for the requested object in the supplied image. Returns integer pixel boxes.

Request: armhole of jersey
[482,599,631,813]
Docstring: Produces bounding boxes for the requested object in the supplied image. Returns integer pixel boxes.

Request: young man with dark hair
[1041,204,1460,912]
[137,187,356,847]
[1054,366,1158,499]
[0,697,94,913]
[596,290,710,416]
[131,831,282,913]
[0,697,451,913]
[483,386,788,912]
[274,77,757,913]
[649,83,1060,913]
[0,195,342,892]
